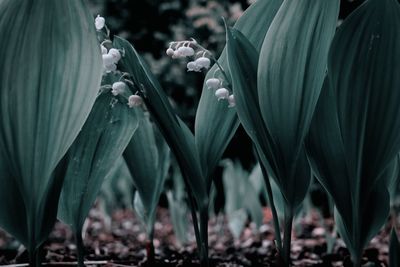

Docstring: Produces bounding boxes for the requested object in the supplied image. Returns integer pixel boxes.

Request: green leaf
[58,91,139,233]
[195,0,283,186]
[124,111,170,236]
[328,0,400,192]
[307,0,400,261]
[113,36,208,209]
[0,0,102,252]
[390,228,400,267]
[257,0,339,209]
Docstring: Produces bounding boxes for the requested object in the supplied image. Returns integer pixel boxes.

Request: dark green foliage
[0,0,102,265]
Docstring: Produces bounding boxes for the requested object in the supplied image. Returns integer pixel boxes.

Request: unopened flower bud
[215,88,230,100]
[108,48,121,63]
[166,48,174,56]
[111,81,126,96]
[95,15,105,30]
[187,61,201,72]
[101,45,107,55]
[195,57,211,69]
[128,95,143,107]
[228,94,236,108]
[206,78,220,90]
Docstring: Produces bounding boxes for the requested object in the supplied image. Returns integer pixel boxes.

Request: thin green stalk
[187,189,204,263]
[199,207,209,267]
[75,231,85,267]
[29,247,42,267]
[256,152,282,252]
[146,229,155,263]
[282,208,293,267]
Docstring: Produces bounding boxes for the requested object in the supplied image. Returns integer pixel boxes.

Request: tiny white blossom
[228,94,236,108]
[166,48,174,56]
[104,63,117,73]
[108,48,121,63]
[101,45,107,55]
[95,15,105,30]
[128,95,143,107]
[195,57,211,69]
[177,46,195,57]
[187,61,201,72]
[111,81,126,96]
[102,54,114,66]
[206,78,220,90]
[215,88,230,100]
[172,50,184,59]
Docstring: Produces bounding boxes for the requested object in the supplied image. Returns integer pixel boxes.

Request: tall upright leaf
[195,0,283,186]
[257,0,339,210]
[58,91,139,266]
[0,0,102,264]
[306,1,400,262]
[390,229,400,267]
[124,110,170,261]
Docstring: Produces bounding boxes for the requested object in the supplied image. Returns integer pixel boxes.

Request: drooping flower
[228,94,236,108]
[111,81,126,96]
[102,54,117,73]
[215,88,230,100]
[166,48,174,57]
[206,78,220,90]
[187,61,201,72]
[108,48,121,63]
[128,95,143,107]
[101,45,107,55]
[195,57,211,69]
[95,15,105,30]
[177,46,195,57]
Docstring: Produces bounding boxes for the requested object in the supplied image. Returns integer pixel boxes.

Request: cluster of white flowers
[206,78,235,108]
[95,15,143,109]
[102,47,122,73]
[166,38,235,108]
[166,40,212,72]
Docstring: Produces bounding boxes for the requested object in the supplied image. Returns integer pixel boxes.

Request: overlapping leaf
[0,0,102,254]
[124,111,170,235]
[58,92,139,233]
[195,0,283,186]
[306,0,400,260]
[256,0,339,209]
[113,36,208,209]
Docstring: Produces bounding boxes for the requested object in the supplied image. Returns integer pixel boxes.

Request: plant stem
[282,208,293,267]
[146,230,155,263]
[199,207,209,267]
[256,151,282,252]
[29,246,42,267]
[187,191,204,262]
[75,231,85,267]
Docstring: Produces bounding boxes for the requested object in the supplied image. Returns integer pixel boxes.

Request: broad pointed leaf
[124,111,170,235]
[0,0,102,252]
[257,0,339,209]
[58,91,139,233]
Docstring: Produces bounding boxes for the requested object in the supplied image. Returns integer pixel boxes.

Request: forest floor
[0,207,392,267]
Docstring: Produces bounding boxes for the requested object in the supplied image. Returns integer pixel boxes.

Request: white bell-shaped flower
[102,54,114,66]
[206,78,220,90]
[177,46,195,57]
[187,61,201,72]
[215,88,230,100]
[195,57,211,69]
[95,15,105,30]
[128,95,143,107]
[228,94,236,108]
[108,48,121,63]
[111,81,126,96]
[166,48,174,57]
